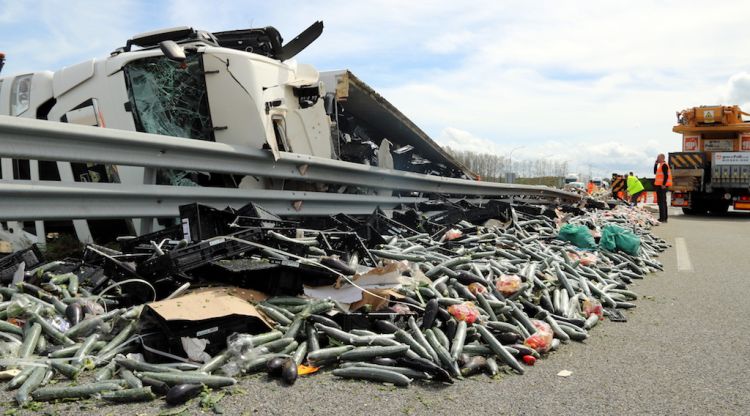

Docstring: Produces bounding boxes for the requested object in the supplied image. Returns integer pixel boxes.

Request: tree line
[444,147,569,183]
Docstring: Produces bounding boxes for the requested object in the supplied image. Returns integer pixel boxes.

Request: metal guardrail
[0,180,424,220]
[0,116,580,221]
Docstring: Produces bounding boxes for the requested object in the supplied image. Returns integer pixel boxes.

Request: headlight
[10,74,32,116]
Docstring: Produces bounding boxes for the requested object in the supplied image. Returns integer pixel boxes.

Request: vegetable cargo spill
[0,198,667,412]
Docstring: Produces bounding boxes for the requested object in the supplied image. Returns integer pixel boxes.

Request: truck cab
[0,23,472,243]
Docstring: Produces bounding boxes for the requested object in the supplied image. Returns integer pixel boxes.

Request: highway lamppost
[507,146,524,184]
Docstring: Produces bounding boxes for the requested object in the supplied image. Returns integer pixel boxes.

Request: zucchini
[199,350,229,373]
[18,322,42,359]
[420,299,439,329]
[94,360,117,382]
[475,292,497,321]
[72,333,100,366]
[584,314,600,329]
[101,386,156,403]
[461,343,493,356]
[115,357,182,374]
[97,321,136,357]
[340,345,410,361]
[314,323,358,345]
[15,365,47,406]
[119,368,143,388]
[485,357,499,376]
[306,326,320,352]
[7,365,35,390]
[307,345,354,365]
[256,304,292,326]
[138,371,236,388]
[332,367,411,387]
[395,357,452,383]
[407,316,440,364]
[292,342,308,366]
[373,320,399,334]
[32,382,123,401]
[307,314,341,330]
[51,361,81,380]
[449,321,467,360]
[339,362,430,380]
[394,330,431,361]
[65,316,103,340]
[0,320,22,336]
[476,325,524,374]
[424,329,459,378]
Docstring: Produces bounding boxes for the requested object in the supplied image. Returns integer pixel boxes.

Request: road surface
[2,209,749,415]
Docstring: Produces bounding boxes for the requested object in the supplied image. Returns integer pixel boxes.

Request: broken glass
[124,54,215,185]
[125,54,214,140]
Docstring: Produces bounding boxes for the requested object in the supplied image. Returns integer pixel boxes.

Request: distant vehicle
[564,181,585,191]
[564,173,579,184]
[591,176,603,187]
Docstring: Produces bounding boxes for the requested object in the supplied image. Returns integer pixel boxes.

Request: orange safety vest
[654,162,673,187]
[587,182,595,194]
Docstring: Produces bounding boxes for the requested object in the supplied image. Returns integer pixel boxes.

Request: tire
[682,207,695,215]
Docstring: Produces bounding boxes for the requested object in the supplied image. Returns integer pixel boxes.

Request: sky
[3,0,750,177]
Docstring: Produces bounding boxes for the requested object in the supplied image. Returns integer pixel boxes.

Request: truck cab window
[124,54,214,141]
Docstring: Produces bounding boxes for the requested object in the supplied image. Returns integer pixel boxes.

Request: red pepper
[522,355,536,366]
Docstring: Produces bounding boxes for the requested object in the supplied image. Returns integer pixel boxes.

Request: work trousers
[656,188,668,221]
[630,191,643,204]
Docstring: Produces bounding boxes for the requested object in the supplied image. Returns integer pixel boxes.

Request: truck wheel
[682,207,696,215]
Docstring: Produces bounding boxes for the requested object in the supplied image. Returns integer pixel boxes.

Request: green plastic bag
[556,224,596,249]
[599,224,641,255]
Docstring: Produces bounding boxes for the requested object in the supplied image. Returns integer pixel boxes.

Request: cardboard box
[139,286,273,360]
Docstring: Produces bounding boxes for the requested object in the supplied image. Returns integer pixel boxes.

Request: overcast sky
[3,0,750,177]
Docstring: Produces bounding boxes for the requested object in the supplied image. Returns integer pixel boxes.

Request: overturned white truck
[0,22,472,243]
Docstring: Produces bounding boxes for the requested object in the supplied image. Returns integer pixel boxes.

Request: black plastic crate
[118,225,183,253]
[179,203,236,242]
[137,227,265,278]
[0,245,44,283]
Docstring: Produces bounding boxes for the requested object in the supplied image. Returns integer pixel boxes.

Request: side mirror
[159,40,186,62]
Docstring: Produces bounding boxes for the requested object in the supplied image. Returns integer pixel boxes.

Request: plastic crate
[0,245,45,283]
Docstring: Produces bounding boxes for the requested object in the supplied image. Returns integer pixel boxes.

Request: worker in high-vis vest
[586,180,596,194]
[625,172,645,206]
[653,153,673,223]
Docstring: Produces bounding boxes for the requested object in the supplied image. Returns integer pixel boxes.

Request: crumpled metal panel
[320,70,476,179]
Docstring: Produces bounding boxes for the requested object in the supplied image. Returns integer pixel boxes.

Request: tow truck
[671,105,750,214]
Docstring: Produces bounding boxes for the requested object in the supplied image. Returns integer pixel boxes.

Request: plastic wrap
[495,274,522,296]
[523,319,554,353]
[447,302,480,324]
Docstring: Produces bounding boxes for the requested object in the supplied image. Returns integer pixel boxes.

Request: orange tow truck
[671,105,750,214]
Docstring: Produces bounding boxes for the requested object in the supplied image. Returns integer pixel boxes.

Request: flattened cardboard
[145,286,273,327]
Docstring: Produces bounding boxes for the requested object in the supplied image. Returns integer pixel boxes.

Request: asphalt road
[2,208,749,415]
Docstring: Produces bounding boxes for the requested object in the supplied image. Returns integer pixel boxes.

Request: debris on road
[0,198,667,410]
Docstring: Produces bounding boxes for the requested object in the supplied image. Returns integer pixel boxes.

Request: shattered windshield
[124,54,214,141]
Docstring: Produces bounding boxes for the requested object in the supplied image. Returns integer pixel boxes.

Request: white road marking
[675,237,693,272]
